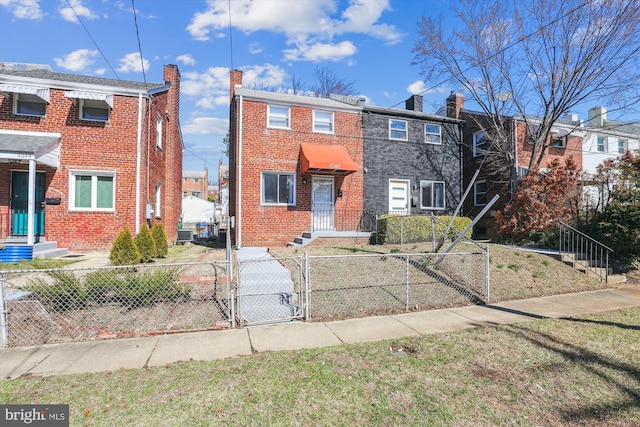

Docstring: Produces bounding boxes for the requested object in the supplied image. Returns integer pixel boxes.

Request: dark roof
[364,105,462,124]
[0,69,164,91]
[0,132,59,153]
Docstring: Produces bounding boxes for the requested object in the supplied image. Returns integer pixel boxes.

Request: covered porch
[0,130,63,260]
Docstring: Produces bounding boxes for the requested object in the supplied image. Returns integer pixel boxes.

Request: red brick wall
[0,65,182,251]
[235,99,364,247]
[515,122,583,171]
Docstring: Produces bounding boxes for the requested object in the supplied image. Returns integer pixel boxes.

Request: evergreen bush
[151,223,169,258]
[110,227,141,266]
[135,225,156,263]
[377,215,472,244]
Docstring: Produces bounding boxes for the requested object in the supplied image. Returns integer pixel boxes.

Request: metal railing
[559,221,613,283]
[311,209,376,232]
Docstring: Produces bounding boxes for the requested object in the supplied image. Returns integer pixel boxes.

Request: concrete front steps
[1,237,68,259]
[287,231,374,248]
[558,253,626,284]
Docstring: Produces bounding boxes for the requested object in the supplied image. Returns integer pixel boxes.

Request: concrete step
[33,248,68,259]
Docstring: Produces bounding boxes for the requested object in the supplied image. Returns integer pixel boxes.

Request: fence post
[0,274,8,347]
[405,254,410,311]
[400,216,404,249]
[485,246,491,303]
[304,251,310,321]
[431,213,436,250]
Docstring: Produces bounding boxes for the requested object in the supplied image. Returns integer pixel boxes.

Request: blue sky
[0,0,463,175]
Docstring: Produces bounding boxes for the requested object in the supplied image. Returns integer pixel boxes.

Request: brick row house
[228,70,365,248]
[228,70,464,248]
[0,63,183,254]
[445,92,583,239]
[363,95,462,218]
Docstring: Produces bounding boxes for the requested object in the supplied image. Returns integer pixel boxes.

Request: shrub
[377,215,472,244]
[114,267,190,308]
[151,223,169,258]
[25,271,87,311]
[110,227,141,266]
[135,225,156,263]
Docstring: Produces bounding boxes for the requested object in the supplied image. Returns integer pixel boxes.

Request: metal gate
[236,256,305,326]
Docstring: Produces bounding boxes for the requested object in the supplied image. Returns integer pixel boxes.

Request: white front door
[312,176,334,231]
[389,179,410,214]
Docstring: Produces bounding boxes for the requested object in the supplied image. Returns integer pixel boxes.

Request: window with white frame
[473,131,487,157]
[155,184,161,218]
[420,180,445,209]
[262,172,295,205]
[313,110,334,133]
[183,191,188,197]
[156,113,163,149]
[80,99,109,121]
[268,105,290,129]
[618,139,627,154]
[194,178,199,183]
[425,123,442,144]
[389,119,408,140]
[69,171,115,211]
[596,136,606,152]
[14,93,46,117]
[191,191,201,198]
[474,181,488,206]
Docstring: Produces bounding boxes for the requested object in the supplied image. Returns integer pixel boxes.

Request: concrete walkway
[2,284,639,380]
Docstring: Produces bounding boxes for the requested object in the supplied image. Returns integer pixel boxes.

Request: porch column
[27,159,36,246]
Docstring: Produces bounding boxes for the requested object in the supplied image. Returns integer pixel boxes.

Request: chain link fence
[0,261,230,347]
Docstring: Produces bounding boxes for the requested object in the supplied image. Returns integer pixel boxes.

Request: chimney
[446,92,464,119]
[588,106,606,128]
[229,69,243,103]
[405,94,423,112]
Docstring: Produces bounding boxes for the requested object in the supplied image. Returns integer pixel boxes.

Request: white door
[312,176,334,231]
[389,179,410,214]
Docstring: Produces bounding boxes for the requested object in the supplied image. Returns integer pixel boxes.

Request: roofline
[364,105,463,124]
[0,73,162,97]
[234,87,363,112]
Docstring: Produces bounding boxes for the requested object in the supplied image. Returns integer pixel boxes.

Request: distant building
[182,169,208,199]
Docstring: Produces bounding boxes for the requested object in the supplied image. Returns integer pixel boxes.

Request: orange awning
[300,143,359,175]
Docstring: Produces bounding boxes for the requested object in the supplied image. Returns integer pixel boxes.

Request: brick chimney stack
[230,70,243,103]
[446,92,464,119]
[405,94,423,112]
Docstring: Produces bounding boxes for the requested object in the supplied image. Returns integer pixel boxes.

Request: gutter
[135,93,142,234]
[237,94,243,248]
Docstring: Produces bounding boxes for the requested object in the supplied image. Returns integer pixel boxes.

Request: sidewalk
[2,285,639,380]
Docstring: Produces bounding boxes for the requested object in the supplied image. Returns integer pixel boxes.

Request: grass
[1,307,638,426]
[0,257,77,270]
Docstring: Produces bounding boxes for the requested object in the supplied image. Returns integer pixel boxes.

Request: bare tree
[308,66,358,98]
[413,0,640,170]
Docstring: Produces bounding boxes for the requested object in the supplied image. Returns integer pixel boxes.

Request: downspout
[27,159,36,246]
[237,94,243,248]
[135,93,143,234]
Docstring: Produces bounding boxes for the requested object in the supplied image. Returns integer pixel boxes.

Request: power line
[131,0,147,84]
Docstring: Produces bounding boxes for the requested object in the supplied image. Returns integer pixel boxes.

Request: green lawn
[2,307,639,426]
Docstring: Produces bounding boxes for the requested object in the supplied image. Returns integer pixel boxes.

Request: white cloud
[240,63,287,88]
[0,0,44,19]
[249,43,264,54]
[59,0,98,23]
[283,40,356,62]
[94,68,106,75]
[54,49,99,71]
[182,116,229,135]
[407,80,449,95]
[116,52,150,73]
[182,66,230,97]
[186,0,402,63]
[177,54,196,66]
[196,96,228,109]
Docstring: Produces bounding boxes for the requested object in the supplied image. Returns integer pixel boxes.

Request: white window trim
[267,104,291,129]
[13,93,47,117]
[69,170,116,212]
[474,181,488,206]
[313,110,334,133]
[156,113,163,149]
[261,171,296,206]
[596,136,606,153]
[79,99,110,122]
[425,123,442,145]
[618,139,627,154]
[389,119,408,141]
[155,184,161,219]
[473,131,487,157]
[420,180,446,210]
